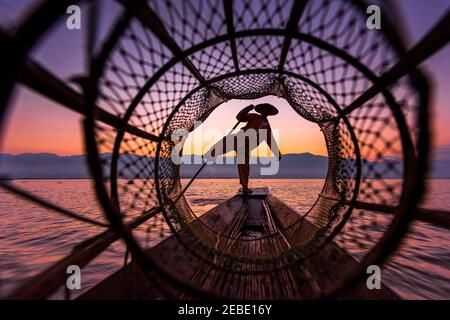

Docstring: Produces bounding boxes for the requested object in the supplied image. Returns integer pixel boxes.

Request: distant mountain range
[0,152,448,179]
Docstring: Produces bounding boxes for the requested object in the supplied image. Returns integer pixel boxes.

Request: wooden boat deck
[79,188,398,300]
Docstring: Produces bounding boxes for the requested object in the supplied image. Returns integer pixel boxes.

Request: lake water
[0,179,449,299]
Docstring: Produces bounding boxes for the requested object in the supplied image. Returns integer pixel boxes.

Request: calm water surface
[0,179,449,299]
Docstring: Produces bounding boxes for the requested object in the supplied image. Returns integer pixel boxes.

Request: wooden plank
[266,195,399,299]
[341,11,450,117]
[117,0,208,86]
[320,193,450,230]
[78,197,244,299]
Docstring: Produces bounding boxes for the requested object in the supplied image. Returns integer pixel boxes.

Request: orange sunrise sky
[0,0,449,159]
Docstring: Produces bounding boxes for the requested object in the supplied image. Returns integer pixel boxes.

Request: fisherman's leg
[237,137,252,194]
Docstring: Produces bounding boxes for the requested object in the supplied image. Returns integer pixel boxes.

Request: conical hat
[254,103,279,116]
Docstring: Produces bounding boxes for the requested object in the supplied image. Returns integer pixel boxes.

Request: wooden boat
[79,188,398,300]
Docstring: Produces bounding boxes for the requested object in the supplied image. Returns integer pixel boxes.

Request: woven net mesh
[84,0,426,297]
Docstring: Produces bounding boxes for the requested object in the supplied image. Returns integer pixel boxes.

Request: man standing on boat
[206,103,281,195]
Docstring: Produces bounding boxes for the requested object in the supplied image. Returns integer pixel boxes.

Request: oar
[173,120,242,204]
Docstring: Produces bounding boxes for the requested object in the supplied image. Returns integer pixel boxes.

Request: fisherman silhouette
[205,103,281,195]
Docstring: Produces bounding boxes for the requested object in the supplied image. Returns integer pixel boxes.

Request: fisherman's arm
[236,104,254,122]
